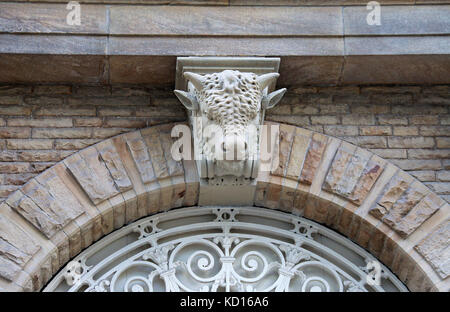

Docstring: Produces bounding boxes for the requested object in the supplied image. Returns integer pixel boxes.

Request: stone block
[96,142,132,192]
[299,133,328,184]
[394,193,443,237]
[415,218,450,279]
[64,148,119,205]
[271,124,296,177]
[0,206,40,281]
[110,6,342,36]
[0,3,107,34]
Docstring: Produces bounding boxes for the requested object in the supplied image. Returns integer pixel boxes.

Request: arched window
[44,207,407,292]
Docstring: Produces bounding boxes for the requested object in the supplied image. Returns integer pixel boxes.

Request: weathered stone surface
[348,158,384,205]
[0,127,30,139]
[388,137,435,149]
[182,158,199,207]
[342,55,450,85]
[345,36,450,57]
[334,150,371,197]
[158,124,184,177]
[376,175,411,213]
[0,3,108,34]
[0,34,107,56]
[35,170,85,227]
[96,142,132,192]
[285,129,311,181]
[394,193,443,237]
[370,204,389,219]
[22,179,81,233]
[383,186,427,228]
[278,56,343,86]
[299,133,328,184]
[109,56,175,86]
[344,5,450,36]
[0,211,39,281]
[271,124,296,177]
[0,55,107,84]
[264,178,282,209]
[141,127,168,179]
[323,146,354,191]
[64,148,119,205]
[6,190,63,238]
[6,139,53,150]
[415,218,450,279]
[110,6,342,36]
[391,159,443,171]
[0,256,21,281]
[126,135,156,184]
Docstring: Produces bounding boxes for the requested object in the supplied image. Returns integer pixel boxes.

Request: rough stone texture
[126,134,156,184]
[64,148,119,205]
[369,173,444,237]
[141,127,169,179]
[0,85,448,203]
[271,124,296,177]
[372,175,412,216]
[383,186,427,228]
[6,189,65,238]
[110,6,343,36]
[0,121,448,291]
[299,133,328,184]
[0,210,39,281]
[348,158,385,205]
[96,142,132,192]
[415,218,450,279]
[0,3,449,85]
[285,128,311,181]
[2,0,449,4]
[395,193,444,237]
[323,145,355,192]
[0,123,198,290]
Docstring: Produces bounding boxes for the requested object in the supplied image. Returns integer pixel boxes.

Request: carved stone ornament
[174,58,286,181]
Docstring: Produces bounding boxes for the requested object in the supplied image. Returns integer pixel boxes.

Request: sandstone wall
[0,84,448,203]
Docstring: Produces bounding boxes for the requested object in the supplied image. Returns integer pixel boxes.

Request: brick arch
[0,122,448,292]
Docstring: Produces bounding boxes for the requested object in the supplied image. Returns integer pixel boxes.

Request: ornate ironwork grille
[44,207,407,292]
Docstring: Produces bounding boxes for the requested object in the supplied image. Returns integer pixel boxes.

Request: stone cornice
[0,3,449,85]
[4,1,450,5]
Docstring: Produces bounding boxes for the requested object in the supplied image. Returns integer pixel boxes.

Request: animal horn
[184,72,205,91]
[257,73,279,91]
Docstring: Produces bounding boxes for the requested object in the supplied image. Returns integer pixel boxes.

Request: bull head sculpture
[174,70,286,181]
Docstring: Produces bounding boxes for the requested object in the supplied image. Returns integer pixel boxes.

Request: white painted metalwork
[43,207,408,292]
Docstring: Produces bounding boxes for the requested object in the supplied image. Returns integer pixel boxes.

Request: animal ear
[174,90,199,111]
[257,73,280,91]
[184,72,205,91]
[263,88,287,109]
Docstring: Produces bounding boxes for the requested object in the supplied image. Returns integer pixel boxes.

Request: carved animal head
[175,69,286,177]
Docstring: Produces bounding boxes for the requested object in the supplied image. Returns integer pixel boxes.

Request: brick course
[0,84,186,202]
[265,85,450,203]
[0,84,449,204]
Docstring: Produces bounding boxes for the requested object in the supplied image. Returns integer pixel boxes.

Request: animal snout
[221,135,247,160]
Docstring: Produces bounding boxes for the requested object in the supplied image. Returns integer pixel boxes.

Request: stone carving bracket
[174,57,286,191]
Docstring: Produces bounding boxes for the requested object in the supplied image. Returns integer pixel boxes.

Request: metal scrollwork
[44,207,408,292]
